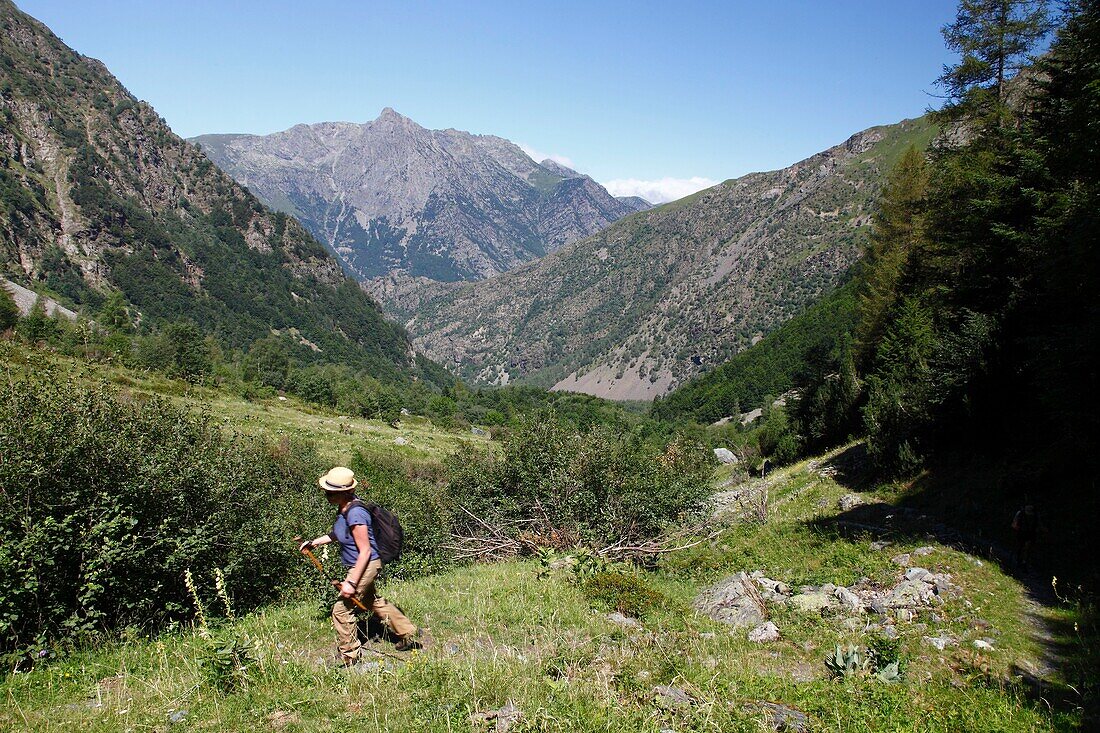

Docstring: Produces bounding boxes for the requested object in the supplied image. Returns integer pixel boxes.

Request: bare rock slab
[694,573,767,628]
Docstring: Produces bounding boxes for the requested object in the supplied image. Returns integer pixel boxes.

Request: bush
[0,285,18,332]
[347,451,452,580]
[0,368,328,654]
[445,415,713,548]
[580,570,667,619]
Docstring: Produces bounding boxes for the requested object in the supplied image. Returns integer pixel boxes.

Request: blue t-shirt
[333,501,379,567]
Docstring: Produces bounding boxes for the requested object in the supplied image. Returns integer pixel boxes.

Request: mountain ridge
[401,117,938,400]
[191,111,647,285]
[0,0,431,382]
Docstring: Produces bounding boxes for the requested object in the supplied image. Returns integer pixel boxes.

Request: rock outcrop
[193,112,641,285]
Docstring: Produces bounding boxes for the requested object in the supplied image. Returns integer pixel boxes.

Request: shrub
[348,451,452,580]
[580,570,667,619]
[0,285,18,332]
[0,367,329,654]
[445,414,712,549]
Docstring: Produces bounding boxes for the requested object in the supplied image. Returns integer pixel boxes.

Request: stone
[400,408,411,416]
[869,600,887,615]
[833,586,864,613]
[892,553,912,567]
[837,494,864,511]
[912,546,935,556]
[653,685,694,709]
[168,710,188,724]
[694,573,767,629]
[471,427,489,437]
[881,625,899,640]
[394,436,408,445]
[790,592,833,614]
[748,621,780,643]
[745,701,809,732]
[277,396,287,401]
[904,567,931,582]
[870,540,892,551]
[607,612,642,630]
[973,639,995,651]
[714,447,738,464]
[923,635,957,651]
[841,617,864,631]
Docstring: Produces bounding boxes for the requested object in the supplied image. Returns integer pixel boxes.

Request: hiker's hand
[299,539,314,553]
[339,579,356,598]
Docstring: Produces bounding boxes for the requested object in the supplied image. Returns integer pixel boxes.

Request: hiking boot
[394,632,422,652]
[334,653,361,669]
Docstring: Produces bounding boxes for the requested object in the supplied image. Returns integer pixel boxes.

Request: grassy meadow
[0,371,1090,733]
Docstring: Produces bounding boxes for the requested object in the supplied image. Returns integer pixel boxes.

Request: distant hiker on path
[299,466,420,665]
[1011,503,1045,570]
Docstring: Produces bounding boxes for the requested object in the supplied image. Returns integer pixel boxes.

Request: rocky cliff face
[403,117,938,400]
[192,112,642,285]
[0,0,421,379]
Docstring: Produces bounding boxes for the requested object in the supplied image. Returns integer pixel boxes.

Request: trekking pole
[293,536,369,612]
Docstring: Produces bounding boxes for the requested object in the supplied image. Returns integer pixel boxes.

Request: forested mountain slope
[0,0,430,382]
[404,117,936,399]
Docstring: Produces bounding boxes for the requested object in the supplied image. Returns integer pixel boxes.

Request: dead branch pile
[440,505,720,563]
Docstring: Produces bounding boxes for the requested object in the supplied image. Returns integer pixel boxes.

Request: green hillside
[654,275,860,424]
[0,0,427,384]
[1,432,1090,731]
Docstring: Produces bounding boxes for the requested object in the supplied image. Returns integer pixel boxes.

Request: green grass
[0,343,489,465]
[1,441,1087,731]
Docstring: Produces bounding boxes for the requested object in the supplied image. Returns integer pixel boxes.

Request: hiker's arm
[340,523,371,598]
[299,534,333,553]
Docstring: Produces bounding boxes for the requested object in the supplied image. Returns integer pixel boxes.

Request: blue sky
[19,0,960,202]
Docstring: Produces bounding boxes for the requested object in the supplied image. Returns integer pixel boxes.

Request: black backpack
[344,499,404,565]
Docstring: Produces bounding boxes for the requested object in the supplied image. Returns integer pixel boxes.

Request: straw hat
[318,466,358,492]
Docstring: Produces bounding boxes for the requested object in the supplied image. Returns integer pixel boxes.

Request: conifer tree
[937,0,1052,123]
[856,146,928,368]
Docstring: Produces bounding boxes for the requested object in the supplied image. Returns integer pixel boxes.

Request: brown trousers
[332,558,416,660]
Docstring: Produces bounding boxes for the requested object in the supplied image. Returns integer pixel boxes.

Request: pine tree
[856,146,929,369]
[937,0,1053,124]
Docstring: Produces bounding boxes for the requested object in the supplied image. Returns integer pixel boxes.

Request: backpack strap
[341,499,377,550]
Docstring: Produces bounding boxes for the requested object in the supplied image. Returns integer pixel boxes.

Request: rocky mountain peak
[192,113,640,286]
[540,159,581,178]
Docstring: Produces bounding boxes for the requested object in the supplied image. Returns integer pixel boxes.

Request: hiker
[1010,503,1045,570]
[298,466,420,665]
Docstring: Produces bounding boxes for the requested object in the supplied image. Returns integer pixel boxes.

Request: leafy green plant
[199,634,257,694]
[867,633,905,680]
[825,644,868,678]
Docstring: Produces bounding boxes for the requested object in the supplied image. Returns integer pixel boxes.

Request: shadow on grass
[803,442,1099,725]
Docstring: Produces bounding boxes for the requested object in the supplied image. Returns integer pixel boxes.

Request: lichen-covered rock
[748,621,781,643]
[694,573,767,628]
[790,592,834,614]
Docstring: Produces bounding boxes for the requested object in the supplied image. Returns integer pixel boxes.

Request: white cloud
[601,176,719,204]
[517,143,575,170]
